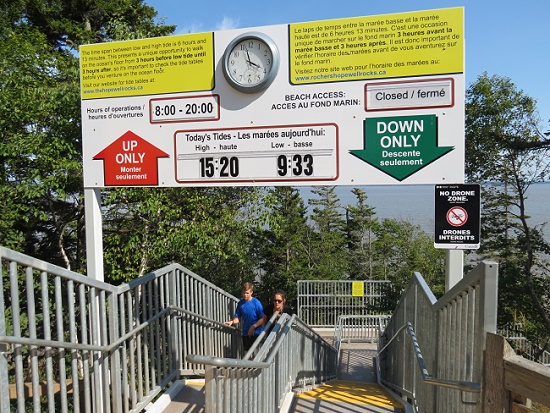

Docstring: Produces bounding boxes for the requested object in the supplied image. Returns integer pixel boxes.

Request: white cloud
[178,22,204,34]
[176,16,239,34]
[215,16,239,31]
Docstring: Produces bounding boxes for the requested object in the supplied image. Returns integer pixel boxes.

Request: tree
[0,0,175,270]
[373,218,444,290]
[466,73,550,352]
[17,0,175,50]
[251,186,311,305]
[102,186,266,291]
[308,186,350,279]
[345,188,377,279]
[0,18,84,268]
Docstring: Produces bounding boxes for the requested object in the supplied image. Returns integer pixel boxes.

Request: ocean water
[299,182,550,241]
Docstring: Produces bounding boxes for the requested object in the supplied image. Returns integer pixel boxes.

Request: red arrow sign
[93,130,169,186]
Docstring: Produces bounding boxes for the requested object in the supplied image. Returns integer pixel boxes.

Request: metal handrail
[379,322,480,397]
[1,246,242,413]
[168,304,236,331]
[186,313,337,413]
[334,314,390,343]
[0,303,231,354]
[185,355,271,369]
[186,314,296,368]
[378,262,498,412]
[333,314,389,368]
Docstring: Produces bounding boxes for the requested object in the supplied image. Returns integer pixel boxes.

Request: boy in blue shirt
[225,282,264,356]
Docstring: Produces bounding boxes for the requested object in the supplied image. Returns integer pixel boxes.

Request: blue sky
[145,0,550,128]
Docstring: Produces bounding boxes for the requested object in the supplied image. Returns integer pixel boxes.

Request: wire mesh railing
[498,325,550,366]
[297,279,391,327]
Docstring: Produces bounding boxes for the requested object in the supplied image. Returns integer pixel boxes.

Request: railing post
[108,291,123,413]
[204,366,215,412]
[479,261,499,337]
[0,344,7,413]
[168,269,179,375]
[0,257,9,413]
[205,286,212,354]
[89,287,105,413]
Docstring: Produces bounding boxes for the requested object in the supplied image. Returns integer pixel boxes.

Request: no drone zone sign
[434,184,480,249]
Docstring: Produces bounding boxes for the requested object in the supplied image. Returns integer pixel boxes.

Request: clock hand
[245,50,253,64]
[245,49,260,68]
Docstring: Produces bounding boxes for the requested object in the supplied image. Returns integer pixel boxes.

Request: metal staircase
[1,246,516,413]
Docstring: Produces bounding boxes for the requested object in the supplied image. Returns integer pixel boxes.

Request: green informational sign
[349,115,454,181]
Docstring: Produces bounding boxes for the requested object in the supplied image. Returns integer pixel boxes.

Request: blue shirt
[235,297,264,336]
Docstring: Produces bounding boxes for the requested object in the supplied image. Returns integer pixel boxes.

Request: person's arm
[248,318,264,336]
[226,302,242,327]
[225,317,239,326]
[260,304,270,326]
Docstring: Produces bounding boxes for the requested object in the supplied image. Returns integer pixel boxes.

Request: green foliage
[308,186,350,280]
[8,0,175,49]
[0,20,84,267]
[0,0,175,270]
[466,73,550,344]
[372,218,445,293]
[345,188,377,279]
[101,186,267,288]
[251,187,312,304]
[251,186,445,309]
[466,72,543,183]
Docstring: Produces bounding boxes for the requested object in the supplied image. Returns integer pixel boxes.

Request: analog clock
[222,32,280,93]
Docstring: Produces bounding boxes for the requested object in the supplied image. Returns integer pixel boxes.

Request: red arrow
[93,130,169,186]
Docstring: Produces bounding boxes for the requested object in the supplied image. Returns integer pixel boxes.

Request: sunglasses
[273,299,283,303]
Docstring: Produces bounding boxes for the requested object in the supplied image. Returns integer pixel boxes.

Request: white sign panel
[175,124,338,184]
[365,79,454,111]
[80,7,465,187]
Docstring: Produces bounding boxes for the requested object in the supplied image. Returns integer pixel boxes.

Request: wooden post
[483,333,515,413]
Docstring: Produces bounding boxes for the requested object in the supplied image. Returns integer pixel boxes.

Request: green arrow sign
[349,114,454,181]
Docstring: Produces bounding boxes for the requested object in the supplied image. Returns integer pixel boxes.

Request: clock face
[223,33,279,93]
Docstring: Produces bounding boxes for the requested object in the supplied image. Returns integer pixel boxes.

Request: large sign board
[80,7,464,187]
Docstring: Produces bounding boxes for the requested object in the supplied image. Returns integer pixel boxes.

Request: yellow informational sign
[80,33,214,99]
[289,8,463,85]
[352,282,365,297]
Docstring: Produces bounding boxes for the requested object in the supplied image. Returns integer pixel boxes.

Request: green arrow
[349,114,454,181]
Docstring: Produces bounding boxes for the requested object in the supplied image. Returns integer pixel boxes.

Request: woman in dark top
[262,290,294,328]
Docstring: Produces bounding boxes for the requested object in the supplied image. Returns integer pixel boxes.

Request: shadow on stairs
[289,342,405,413]
[152,342,406,413]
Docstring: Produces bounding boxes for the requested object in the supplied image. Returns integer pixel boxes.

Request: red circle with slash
[447,206,468,227]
